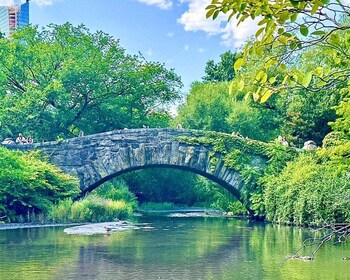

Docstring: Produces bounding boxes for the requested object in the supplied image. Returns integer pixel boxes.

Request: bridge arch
[4,129,266,213]
[83,164,243,201]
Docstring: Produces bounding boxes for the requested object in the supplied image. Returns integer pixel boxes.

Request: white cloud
[184,44,189,51]
[0,0,55,6]
[0,0,15,5]
[178,0,260,48]
[198,47,205,53]
[178,0,222,35]
[136,0,173,10]
[32,0,55,6]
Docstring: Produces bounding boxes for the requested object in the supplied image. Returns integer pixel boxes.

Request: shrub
[92,179,137,209]
[48,195,134,223]
[264,153,350,226]
[0,147,79,222]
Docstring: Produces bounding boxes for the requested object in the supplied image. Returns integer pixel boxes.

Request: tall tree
[0,23,182,141]
[202,51,237,82]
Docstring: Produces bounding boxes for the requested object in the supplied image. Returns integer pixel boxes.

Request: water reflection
[0,217,349,280]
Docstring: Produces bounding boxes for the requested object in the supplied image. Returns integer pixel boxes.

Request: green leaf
[255,27,265,38]
[255,70,265,82]
[206,9,215,18]
[314,66,323,77]
[238,79,245,91]
[321,0,330,4]
[234,58,244,71]
[260,89,273,103]
[290,0,299,7]
[300,25,309,36]
[290,13,298,23]
[311,30,326,36]
[280,64,287,71]
[329,33,341,45]
[229,81,235,95]
[302,71,313,87]
[213,10,220,20]
[269,75,278,84]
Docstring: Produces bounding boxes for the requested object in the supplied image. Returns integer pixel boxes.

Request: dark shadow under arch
[80,164,248,212]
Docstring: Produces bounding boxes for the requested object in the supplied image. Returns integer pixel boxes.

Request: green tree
[0,23,182,141]
[206,1,350,101]
[177,82,232,133]
[202,51,237,82]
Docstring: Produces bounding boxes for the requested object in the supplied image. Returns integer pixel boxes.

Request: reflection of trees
[0,227,81,279]
[1,219,349,279]
[58,218,248,279]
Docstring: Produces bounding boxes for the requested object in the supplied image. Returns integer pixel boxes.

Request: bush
[264,153,350,226]
[91,179,137,209]
[49,195,134,223]
[0,147,80,222]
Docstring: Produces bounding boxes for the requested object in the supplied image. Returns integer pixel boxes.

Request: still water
[0,217,349,280]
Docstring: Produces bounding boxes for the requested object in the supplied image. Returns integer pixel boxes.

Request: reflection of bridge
[5,129,267,203]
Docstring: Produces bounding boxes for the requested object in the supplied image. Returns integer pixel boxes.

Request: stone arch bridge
[5,129,268,205]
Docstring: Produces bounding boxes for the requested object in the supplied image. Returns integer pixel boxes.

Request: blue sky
[1,0,259,93]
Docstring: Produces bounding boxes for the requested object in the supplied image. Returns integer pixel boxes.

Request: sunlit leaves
[302,71,313,87]
[234,58,244,71]
[206,0,350,102]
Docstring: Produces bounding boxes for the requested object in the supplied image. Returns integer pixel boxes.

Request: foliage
[122,168,200,205]
[264,152,350,226]
[206,0,350,102]
[0,23,182,141]
[176,82,233,133]
[48,195,134,223]
[121,167,242,212]
[192,176,245,213]
[91,179,138,209]
[0,147,79,222]
[178,131,270,158]
[202,51,237,82]
[177,131,275,214]
[176,81,281,141]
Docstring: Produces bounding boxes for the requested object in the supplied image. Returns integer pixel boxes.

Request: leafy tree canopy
[206,0,350,102]
[202,50,237,82]
[0,23,182,141]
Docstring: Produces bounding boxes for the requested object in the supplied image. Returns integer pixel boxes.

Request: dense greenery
[1,18,349,229]
[0,23,182,142]
[202,51,237,82]
[0,147,79,222]
[121,168,241,212]
[176,22,349,225]
[48,196,134,223]
[264,153,350,226]
[0,23,183,222]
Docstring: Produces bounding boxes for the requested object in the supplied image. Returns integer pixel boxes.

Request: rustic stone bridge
[4,129,267,203]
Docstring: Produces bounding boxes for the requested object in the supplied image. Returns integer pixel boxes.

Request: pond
[0,217,349,279]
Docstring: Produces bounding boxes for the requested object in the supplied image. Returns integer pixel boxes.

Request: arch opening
[80,165,251,214]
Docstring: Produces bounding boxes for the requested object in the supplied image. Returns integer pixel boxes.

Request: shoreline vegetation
[0,24,348,250]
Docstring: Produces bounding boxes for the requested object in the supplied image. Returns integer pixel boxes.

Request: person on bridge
[15,133,26,144]
[26,136,33,144]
